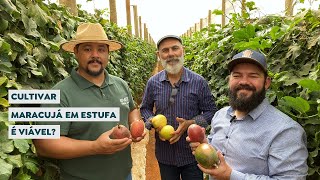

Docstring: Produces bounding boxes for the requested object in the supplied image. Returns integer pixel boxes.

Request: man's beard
[86,58,104,76]
[160,56,184,74]
[229,83,266,112]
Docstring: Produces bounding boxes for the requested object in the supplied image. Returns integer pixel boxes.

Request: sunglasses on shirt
[169,86,178,104]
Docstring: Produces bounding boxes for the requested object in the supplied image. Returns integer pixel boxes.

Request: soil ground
[131,129,161,180]
[131,62,163,180]
[145,129,161,180]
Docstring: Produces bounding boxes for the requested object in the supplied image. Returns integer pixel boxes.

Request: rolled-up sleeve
[193,80,218,127]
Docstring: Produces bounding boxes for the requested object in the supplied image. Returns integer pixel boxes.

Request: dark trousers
[158,162,203,180]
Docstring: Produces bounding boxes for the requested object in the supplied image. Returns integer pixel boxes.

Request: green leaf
[315,131,320,144]
[15,170,32,180]
[298,62,313,76]
[30,3,50,27]
[282,96,310,114]
[298,79,320,92]
[24,158,39,174]
[0,86,7,98]
[0,129,8,142]
[6,154,23,168]
[48,52,64,67]
[31,70,43,76]
[283,77,303,86]
[0,151,8,159]
[245,1,257,11]
[0,158,13,180]
[0,76,7,86]
[0,140,14,153]
[233,24,256,41]
[0,0,18,14]
[0,65,11,73]
[51,34,64,45]
[27,57,37,68]
[0,61,12,68]
[24,17,41,37]
[0,98,9,107]
[270,26,283,40]
[0,37,11,53]
[307,33,320,49]
[0,18,8,33]
[57,67,69,78]
[5,80,21,89]
[285,44,301,61]
[0,112,8,123]
[309,147,319,158]
[33,46,48,62]
[260,39,272,50]
[275,72,291,82]
[17,52,27,65]
[38,64,47,77]
[212,9,223,15]
[234,40,260,51]
[7,33,33,53]
[13,139,30,153]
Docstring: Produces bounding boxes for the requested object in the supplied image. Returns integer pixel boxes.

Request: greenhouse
[0,0,319,179]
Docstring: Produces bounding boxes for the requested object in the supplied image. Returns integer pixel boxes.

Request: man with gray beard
[140,35,218,180]
[188,49,308,180]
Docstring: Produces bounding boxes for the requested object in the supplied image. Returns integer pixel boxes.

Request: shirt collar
[159,67,191,83]
[248,98,269,120]
[227,98,269,121]
[71,68,114,89]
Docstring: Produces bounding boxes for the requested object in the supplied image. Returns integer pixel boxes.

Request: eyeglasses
[169,87,178,104]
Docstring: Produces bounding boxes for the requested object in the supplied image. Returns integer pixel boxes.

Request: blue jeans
[158,162,203,180]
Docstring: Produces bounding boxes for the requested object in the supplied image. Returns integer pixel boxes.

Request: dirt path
[132,62,163,180]
[131,130,148,180]
[145,129,161,180]
[131,129,161,180]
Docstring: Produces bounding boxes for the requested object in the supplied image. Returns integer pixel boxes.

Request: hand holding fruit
[194,143,219,169]
[186,124,208,151]
[130,119,146,142]
[192,142,232,179]
[168,117,193,144]
[159,125,175,141]
[187,124,206,142]
[196,150,232,180]
[94,126,132,155]
[110,124,131,139]
[151,114,167,132]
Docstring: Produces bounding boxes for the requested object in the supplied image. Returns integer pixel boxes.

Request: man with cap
[33,23,144,180]
[187,49,308,179]
[140,35,218,179]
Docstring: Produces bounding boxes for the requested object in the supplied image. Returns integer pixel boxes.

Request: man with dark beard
[33,23,144,180]
[187,49,308,180]
[140,35,218,180]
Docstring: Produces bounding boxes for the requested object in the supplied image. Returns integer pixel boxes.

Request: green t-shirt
[39,69,135,180]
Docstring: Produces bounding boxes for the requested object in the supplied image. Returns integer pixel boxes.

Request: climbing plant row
[0,0,156,179]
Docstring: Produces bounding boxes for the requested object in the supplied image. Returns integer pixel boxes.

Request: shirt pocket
[183,93,199,110]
